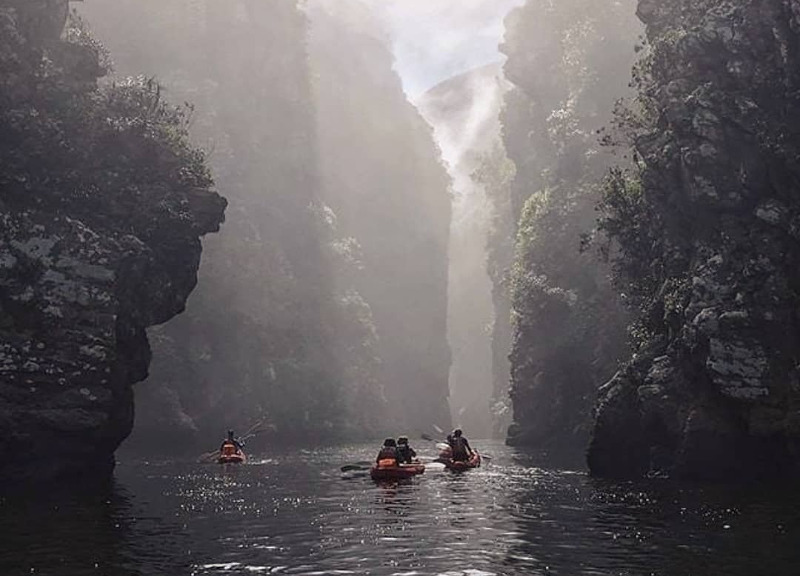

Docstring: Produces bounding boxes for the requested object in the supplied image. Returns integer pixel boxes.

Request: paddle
[239,419,273,442]
[340,461,373,472]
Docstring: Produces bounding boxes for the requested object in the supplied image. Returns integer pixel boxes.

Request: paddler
[220,429,244,453]
[446,428,473,462]
[396,436,417,464]
[375,438,399,465]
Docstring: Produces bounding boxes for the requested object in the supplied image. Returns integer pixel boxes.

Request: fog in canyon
[5,0,800,490]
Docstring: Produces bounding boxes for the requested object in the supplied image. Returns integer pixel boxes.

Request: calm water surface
[1,441,799,576]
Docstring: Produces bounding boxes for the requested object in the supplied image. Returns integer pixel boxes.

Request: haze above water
[380,0,522,435]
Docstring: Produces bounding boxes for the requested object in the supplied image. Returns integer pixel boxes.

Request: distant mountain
[418,63,508,176]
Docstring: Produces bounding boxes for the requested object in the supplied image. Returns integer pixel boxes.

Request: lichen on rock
[0,2,225,486]
[592,0,800,480]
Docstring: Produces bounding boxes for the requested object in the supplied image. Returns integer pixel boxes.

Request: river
[1,441,798,576]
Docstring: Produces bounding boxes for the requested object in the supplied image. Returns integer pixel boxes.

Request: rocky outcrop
[497,0,639,454]
[0,3,225,485]
[0,192,223,484]
[590,0,800,480]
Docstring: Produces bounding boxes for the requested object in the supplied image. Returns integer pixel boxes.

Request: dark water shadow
[0,469,199,576]
[500,459,800,576]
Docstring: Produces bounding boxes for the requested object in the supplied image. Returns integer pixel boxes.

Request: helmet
[397,436,409,445]
[383,438,397,447]
[453,429,463,437]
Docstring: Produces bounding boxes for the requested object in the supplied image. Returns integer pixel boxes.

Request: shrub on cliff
[498,0,639,451]
[590,0,800,480]
[0,4,224,484]
[0,11,214,237]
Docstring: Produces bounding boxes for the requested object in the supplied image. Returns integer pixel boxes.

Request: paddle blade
[421,433,434,442]
[340,464,370,472]
[340,460,372,472]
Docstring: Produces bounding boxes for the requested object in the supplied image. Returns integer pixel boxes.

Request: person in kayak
[220,429,244,453]
[376,438,399,466]
[447,428,473,462]
[396,436,417,464]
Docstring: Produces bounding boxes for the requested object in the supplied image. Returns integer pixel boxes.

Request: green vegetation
[589,0,800,479]
[491,0,641,451]
[0,1,225,482]
[0,9,213,229]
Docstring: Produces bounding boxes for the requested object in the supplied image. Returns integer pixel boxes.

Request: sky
[375,0,525,99]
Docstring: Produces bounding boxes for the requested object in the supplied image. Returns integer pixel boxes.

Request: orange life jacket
[377,446,398,467]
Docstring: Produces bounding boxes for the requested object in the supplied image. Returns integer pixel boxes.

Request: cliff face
[590,0,800,480]
[310,1,453,433]
[477,144,517,439]
[80,0,452,444]
[0,3,225,483]
[497,0,639,453]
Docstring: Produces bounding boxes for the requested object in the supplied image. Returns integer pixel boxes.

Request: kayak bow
[370,460,425,481]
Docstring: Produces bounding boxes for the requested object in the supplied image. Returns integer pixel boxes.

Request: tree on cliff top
[0,2,225,483]
[0,8,217,238]
[498,0,639,452]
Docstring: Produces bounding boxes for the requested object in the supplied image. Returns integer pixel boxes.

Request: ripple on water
[2,442,800,576]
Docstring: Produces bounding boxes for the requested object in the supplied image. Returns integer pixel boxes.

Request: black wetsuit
[376,446,399,464]
[448,436,472,462]
[397,445,417,464]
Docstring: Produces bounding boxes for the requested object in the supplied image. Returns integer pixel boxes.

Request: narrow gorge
[3,0,800,491]
[6,2,800,574]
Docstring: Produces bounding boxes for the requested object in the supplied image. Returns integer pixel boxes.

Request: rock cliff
[496,0,639,454]
[590,0,800,480]
[0,2,225,484]
[310,1,453,433]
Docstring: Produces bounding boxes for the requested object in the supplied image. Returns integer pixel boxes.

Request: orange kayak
[370,461,425,481]
[218,442,246,464]
[218,452,246,464]
[443,451,481,471]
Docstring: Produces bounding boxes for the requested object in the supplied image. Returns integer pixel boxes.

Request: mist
[5,0,800,534]
[6,0,800,572]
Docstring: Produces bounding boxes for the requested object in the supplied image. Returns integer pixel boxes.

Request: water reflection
[0,478,189,576]
[2,443,800,576]
[502,452,800,576]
